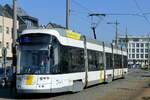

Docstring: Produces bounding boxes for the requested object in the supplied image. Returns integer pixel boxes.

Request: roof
[3,4,38,25]
[21,28,127,51]
[17,7,28,16]
[0,5,12,18]
[46,22,65,29]
[119,35,150,39]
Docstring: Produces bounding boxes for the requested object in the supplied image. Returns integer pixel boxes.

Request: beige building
[0,6,19,67]
[0,15,13,67]
[0,4,39,68]
[0,16,13,57]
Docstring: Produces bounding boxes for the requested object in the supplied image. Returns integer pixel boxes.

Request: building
[46,22,65,29]
[3,4,39,33]
[118,35,150,67]
[0,5,14,67]
[0,4,39,68]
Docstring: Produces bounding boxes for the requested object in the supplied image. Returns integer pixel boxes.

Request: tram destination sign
[65,30,81,40]
[19,34,51,44]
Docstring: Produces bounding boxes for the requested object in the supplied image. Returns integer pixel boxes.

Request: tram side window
[114,54,122,68]
[60,46,84,73]
[60,46,69,73]
[118,55,122,68]
[69,47,84,72]
[106,53,113,69]
[88,50,103,71]
[98,52,104,70]
[123,56,128,68]
[50,44,61,74]
[114,54,119,68]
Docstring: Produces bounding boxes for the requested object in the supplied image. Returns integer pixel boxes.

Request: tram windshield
[18,33,52,74]
[20,50,50,74]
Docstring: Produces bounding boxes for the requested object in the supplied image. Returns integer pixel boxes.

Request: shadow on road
[0,87,13,99]
[0,87,72,100]
[15,93,71,100]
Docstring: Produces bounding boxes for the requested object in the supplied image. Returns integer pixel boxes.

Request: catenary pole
[66,0,70,29]
[107,20,120,46]
[12,0,17,73]
[148,34,150,70]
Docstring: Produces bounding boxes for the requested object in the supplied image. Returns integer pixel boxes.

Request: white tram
[16,28,128,93]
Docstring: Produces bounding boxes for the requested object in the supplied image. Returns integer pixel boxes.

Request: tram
[16,28,128,93]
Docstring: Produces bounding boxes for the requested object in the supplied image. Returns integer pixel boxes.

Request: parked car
[0,67,13,87]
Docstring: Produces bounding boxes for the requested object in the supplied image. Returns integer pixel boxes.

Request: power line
[143,12,150,15]
[133,0,150,25]
[72,0,92,13]
[133,0,143,13]
[71,11,91,23]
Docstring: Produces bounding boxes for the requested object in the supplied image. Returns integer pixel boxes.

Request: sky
[1,0,150,42]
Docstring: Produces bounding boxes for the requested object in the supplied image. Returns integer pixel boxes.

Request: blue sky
[1,0,150,42]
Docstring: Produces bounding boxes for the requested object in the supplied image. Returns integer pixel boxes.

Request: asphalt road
[0,69,149,100]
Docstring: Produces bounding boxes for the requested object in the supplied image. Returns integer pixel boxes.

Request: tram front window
[20,50,50,74]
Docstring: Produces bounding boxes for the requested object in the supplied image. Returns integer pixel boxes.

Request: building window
[0,41,2,48]
[133,38,139,42]
[129,43,131,47]
[132,54,135,58]
[6,27,9,34]
[141,49,144,52]
[136,43,139,47]
[128,49,131,53]
[0,26,2,33]
[136,49,139,53]
[145,49,148,52]
[6,42,9,49]
[145,43,149,47]
[129,54,131,58]
[145,54,148,58]
[141,43,144,47]
[132,43,135,47]
[132,49,135,53]
[141,54,144,58]
[136,54,139,58]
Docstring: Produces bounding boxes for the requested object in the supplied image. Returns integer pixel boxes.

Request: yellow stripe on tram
[99,71,104,83]
[25,75,33,85]
[65,30,81,40]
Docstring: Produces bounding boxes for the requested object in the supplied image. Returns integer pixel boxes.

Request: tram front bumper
[17,89,51,93]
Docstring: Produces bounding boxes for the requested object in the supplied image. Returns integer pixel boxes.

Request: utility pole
[125,26,128,52]
[125,26,129,68]
[107,20,120,46]
[12,0,17,73]
[66,0,70,29]
[148,34,150,70]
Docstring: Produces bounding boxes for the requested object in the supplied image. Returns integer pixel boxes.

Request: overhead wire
[71,1,138,33]
[133,0,150,26]
[71,0,93,13]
